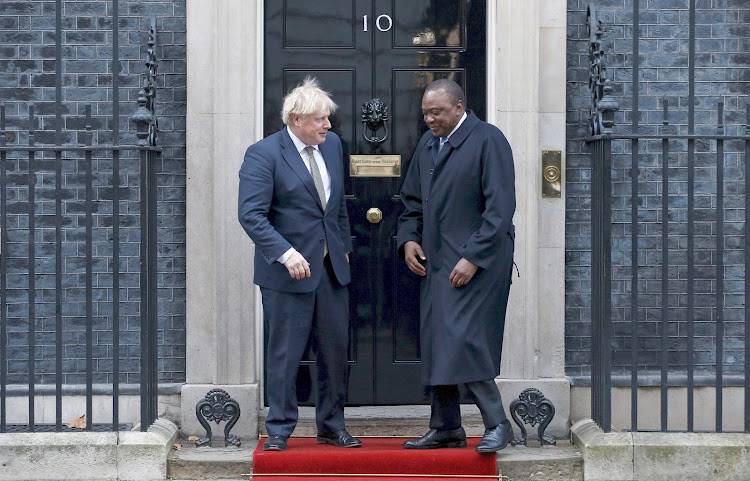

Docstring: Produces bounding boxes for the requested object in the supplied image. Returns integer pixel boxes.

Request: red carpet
[253,437,498,480]
[251,478,495,481]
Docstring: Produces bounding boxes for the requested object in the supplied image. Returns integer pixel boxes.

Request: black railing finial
[587,5,619,136]
[131,19,158,146]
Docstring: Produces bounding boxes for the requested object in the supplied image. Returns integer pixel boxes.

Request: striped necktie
[303,146,327,209]
[303,146,328,256]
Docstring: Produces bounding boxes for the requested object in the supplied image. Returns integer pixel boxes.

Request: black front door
[264,0,486,404]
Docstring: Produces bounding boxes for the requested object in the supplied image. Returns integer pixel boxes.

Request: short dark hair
[424,79,466,105]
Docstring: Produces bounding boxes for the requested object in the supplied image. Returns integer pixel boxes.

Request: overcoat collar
[280,128,332,213]
[425,110,481,170]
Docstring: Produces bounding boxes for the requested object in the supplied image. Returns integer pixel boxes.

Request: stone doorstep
[168,441,256,480]
[172,406,581,480]
[571,418,750,481]
[168,438,583,481]
[497,442,583,481]
[0,418,178,481]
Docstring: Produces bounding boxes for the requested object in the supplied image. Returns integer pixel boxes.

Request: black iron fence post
[137,142,159,431]
[591,137,613,432]
[0,105,5,433]
[84,106,94,431]
[27,106,36,432]
[745,103,750,433]
[588,5,618,432]
[133,20,160,431]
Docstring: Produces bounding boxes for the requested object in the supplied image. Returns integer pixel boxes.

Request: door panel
[371,0,486,404]
[283,0,357,48]
[282,69,358,149]
[392,0,465,48]
[265,0,375,406]
[264,0,486,405]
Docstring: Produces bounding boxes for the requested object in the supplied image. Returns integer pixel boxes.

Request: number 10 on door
[363,14,392,32]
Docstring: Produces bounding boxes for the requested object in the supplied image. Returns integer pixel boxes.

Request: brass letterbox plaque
[349,154,401,177]
[542,150,562,198]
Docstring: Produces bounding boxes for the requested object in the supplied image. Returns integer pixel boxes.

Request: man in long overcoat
[397,79,516,453]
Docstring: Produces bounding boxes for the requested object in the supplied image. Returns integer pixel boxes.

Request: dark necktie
[432,137,448,166]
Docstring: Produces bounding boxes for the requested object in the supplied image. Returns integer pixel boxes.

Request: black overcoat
[397,111,516,386]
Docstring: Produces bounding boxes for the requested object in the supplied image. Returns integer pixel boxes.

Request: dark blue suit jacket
[238,128,353,293]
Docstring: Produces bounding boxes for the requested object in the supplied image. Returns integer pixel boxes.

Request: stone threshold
[0,418,178,481]
[571,418,750,481]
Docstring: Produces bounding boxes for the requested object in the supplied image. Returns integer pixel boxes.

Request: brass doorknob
[366,207,383,224]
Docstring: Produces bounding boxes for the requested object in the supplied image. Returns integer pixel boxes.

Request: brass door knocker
[361,98,389,145]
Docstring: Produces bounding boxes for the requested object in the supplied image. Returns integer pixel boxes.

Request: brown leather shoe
[316,430,362,448]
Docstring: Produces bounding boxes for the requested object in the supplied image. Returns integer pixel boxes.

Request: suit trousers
[261,256,349,438]
[429,380,508,431]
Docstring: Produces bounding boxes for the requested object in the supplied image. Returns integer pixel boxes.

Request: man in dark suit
[238,78,361,451]
[398,79,516,453]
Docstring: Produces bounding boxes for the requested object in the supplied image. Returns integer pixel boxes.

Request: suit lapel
[318,139,337,213]
[280,129,324,212]
[433,142,453,172]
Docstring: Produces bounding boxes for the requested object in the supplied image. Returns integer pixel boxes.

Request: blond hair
[281,77,338,125]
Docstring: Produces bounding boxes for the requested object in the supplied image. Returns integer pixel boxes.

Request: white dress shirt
[278,127,332,264]
[445,112,467,142]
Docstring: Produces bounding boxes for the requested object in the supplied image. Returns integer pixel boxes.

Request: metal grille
[587,2,750,433]
[0,0,159,433]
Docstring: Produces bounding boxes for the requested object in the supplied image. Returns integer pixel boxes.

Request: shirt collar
[287,126,320,154]
[444,112,467,141]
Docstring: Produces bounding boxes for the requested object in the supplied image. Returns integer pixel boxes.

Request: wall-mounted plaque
[349,154,401,177]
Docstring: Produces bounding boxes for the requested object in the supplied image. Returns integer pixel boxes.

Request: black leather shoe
[263,435,288,451]
[403,427,467,449]
[476,420,513,453]
[316,430,362,448]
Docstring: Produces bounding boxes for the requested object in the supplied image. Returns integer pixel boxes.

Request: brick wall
[0,0,186,385]
[566,0,749,380]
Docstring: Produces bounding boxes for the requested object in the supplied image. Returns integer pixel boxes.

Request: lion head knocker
[361,98,389,145]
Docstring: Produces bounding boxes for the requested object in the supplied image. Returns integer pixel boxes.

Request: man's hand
[284,251,311,280]
[404,241,427,277]
[449,258,477,288]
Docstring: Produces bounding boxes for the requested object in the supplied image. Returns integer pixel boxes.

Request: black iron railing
[587,4,750,433]
[0,5,159,433]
